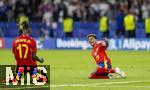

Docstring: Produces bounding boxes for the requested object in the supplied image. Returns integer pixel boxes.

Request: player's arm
[12,40,18,60]
[32,39,44,63]
[32,53,44,63]
[104,38,109,48]
[101,38,109,48]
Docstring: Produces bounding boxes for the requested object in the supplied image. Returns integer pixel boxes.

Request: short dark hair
[22,21,31,30]
[87,34,97,39]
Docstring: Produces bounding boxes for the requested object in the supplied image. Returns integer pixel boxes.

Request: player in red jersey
[87,34,126,79]
[12,22,44,66]
[12,21,44,80]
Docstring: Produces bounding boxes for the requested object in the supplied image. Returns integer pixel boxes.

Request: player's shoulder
[28,36,36,43]
[96,41,104,44]
[28,36,34,40]
[96,41,106,47]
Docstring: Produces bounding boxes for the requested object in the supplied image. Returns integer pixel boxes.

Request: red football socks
[89,68,116,79]
[109,69,115,73]
[89,74,109,79]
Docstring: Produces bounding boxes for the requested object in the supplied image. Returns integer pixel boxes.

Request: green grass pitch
[0,49,150,90]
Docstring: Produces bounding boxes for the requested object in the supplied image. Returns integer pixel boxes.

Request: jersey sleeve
[31,39,37,53]
[97,41,106,47]
[96,41,107,51]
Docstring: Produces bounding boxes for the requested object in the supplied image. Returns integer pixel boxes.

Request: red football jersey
[12,35,37,66]
[92,41,111,65]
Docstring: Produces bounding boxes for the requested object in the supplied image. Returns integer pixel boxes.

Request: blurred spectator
[73,1,86,21]
[52,0,67,37]
[0,0,11,22]
[99,14,109,38]
[90,0,101,21]
[14,0,32,20]
[0,27,4,37]
[124,10,136,38]
[35,0,52,22]
[145,15,150,38]
[130,0,141,22]
[5,0,15,22]
[52,0,69,22]
[63,16,74,37]
[141,1,150,20]
[0,0,149,23]
[84,0,96,22]
[39,0,54,37]
[42,9,52,27]
[1,0,150,38]
[115,9,125,38]
[67,0,78,18]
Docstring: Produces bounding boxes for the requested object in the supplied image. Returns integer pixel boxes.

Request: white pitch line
[1,80,150,89]
[51,80,150,87]
[85,86,150,88]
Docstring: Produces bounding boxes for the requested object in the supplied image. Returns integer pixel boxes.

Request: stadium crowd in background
[0,0,150,38]
[1,0,150,22]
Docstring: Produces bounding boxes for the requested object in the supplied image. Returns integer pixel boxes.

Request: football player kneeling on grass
[87,34,126,79]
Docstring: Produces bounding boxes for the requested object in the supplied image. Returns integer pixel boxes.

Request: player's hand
[104,38,109,42]
[40,58,44,63]
[103,38,109,47]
